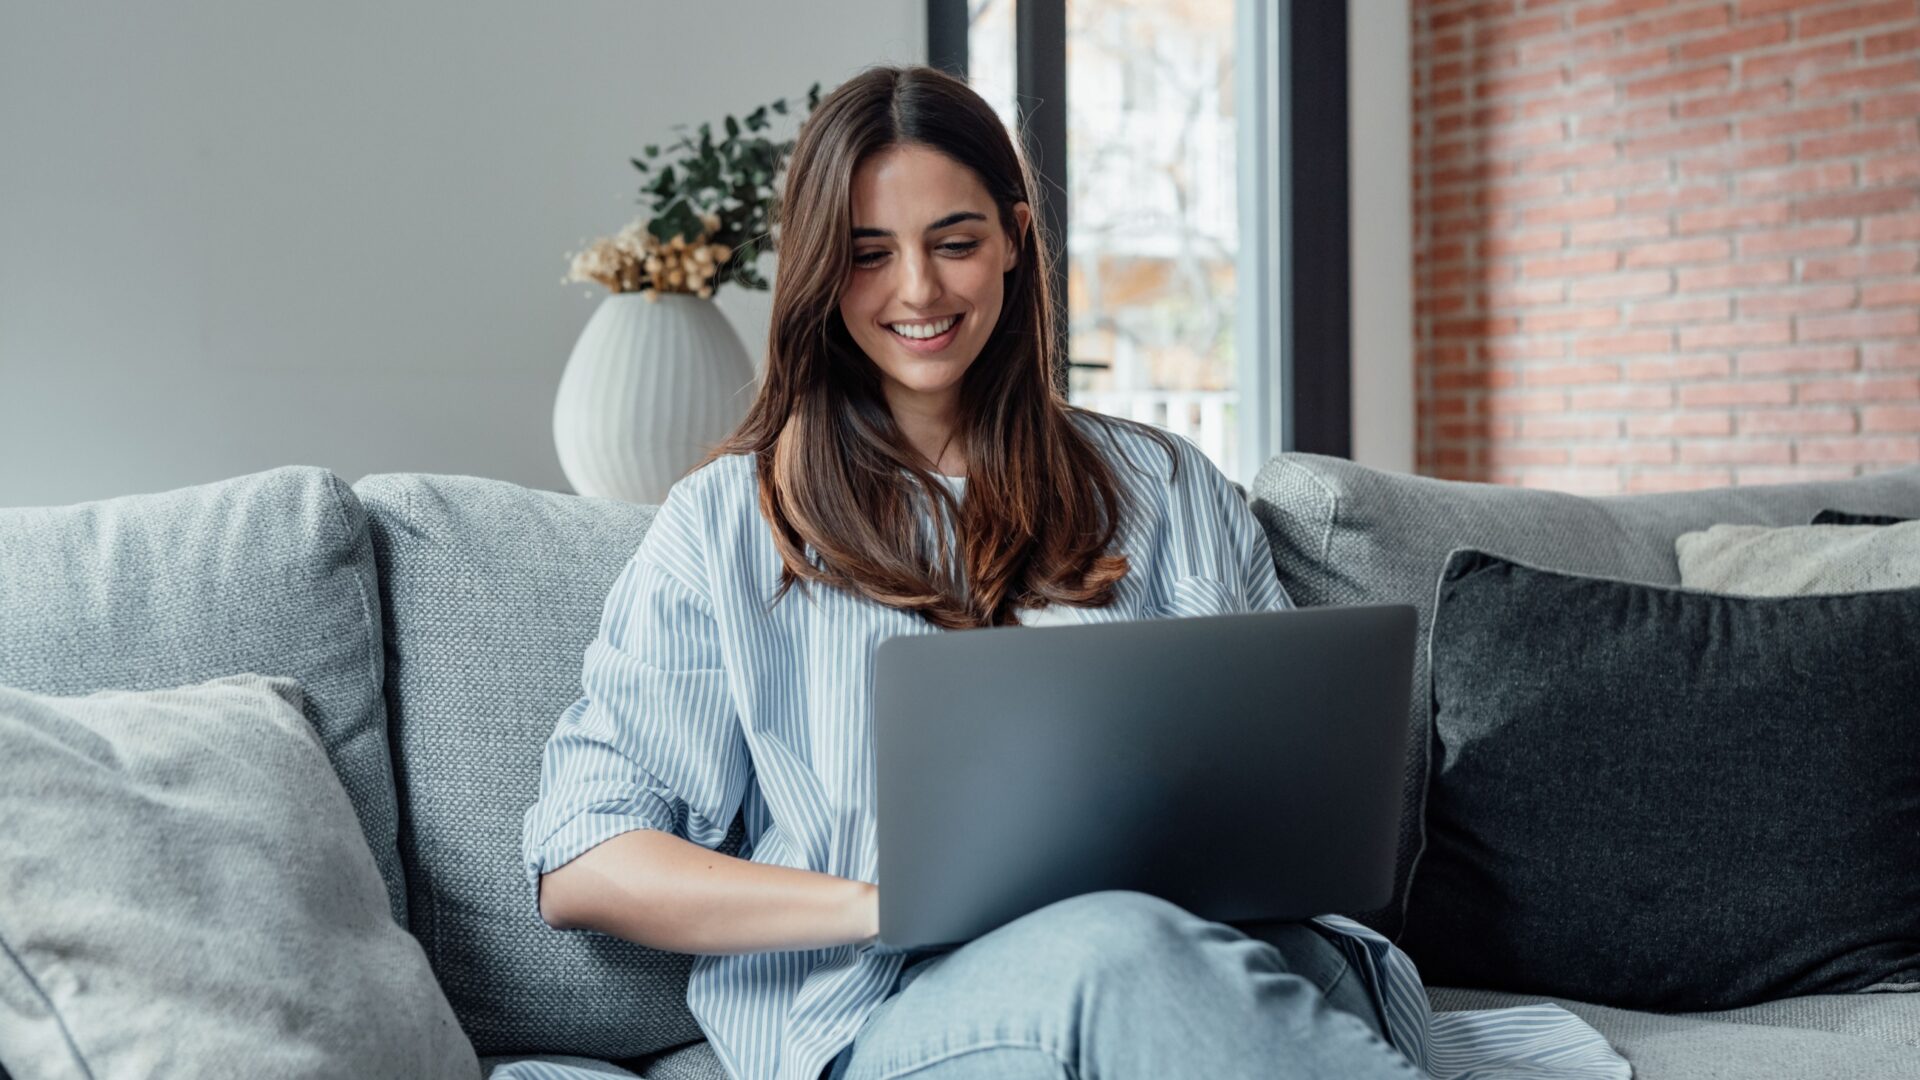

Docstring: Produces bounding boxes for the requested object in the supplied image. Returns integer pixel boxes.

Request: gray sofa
[2,453,1917,1079]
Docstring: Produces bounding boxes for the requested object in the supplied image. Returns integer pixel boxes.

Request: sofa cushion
[353,472,743,1061]
[0,465,405,926]
[0,673,476,1080]
[1429,986,1920,1080]
[1246,455,1920,940]
[1399,549,1920,1010]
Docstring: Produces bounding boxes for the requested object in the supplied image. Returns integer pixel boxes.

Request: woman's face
[839,144,1031,417]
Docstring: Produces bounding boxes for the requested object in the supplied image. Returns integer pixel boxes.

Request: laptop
[871,603,1417,951]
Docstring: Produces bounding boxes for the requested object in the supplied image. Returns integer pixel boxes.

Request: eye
[852,241,981,268]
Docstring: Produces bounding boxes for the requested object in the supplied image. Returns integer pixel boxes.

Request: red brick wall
[1413,0,1920,493]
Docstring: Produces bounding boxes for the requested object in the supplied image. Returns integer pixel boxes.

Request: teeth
[888,316,958,340]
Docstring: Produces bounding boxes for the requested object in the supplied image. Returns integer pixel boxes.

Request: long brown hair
[697,63,1180,630]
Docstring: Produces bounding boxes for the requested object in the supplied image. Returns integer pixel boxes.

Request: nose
[898,248,944,310]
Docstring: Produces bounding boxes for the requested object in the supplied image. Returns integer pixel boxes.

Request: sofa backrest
[0,466,406,928]
[1248,454,1920,943]
[351,472,725,1062]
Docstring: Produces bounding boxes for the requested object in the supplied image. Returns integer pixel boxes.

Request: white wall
[0,1,922,507]
[1348,0,1416,474]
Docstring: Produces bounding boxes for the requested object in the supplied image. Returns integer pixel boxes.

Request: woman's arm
[539,829,879,954]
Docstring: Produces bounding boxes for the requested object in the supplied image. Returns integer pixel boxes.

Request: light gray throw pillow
[0,673,479,1080]
[1677,522,1920,596]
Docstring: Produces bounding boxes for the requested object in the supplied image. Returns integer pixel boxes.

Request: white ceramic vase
[553,292,757,504]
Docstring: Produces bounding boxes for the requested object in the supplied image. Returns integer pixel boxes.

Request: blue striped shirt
[518,415,1629,1080]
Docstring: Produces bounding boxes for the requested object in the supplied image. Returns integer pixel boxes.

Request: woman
[516,65,1627,1080]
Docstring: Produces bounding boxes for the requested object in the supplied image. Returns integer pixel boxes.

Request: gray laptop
[872,603,1416,951]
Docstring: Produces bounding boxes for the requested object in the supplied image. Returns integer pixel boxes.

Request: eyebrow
[850,211,987,239]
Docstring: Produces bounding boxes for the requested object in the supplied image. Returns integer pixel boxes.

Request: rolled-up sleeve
[520,496,750,928]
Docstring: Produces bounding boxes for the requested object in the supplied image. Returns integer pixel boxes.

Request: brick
[1625,354,1734,379]
[1736,104,1852,140]
[1523,195,1621,225]
[1574,0,1679,27]
[1485,445,1574,466]
[1799,1,1920,41]
[1626,126,1734,160]
[1865,212,1920,242]
[1525,361,1626,385]
[1796,188,1920,220]
[1626,412,1734,436]
[1799,309,1920,341]
[1862,90,1920,121]
[1676,260,1792,289]
[1480,229,1569,258]
[1629,297,1734,325]
[1570,215,1674,244]
[1863,405,1920,431]
[1797,375,1920,402]
[1675,142,1794,177]
[1680,321,1793,349]
[1434,315,1524,339]
[1570,271,1675,299]
[1677,201,1792,232]
[1801,59,1920,100]
[1486,280,1572,307]
[1864,151,1920,185]
[1569,385,1677,409]
[1802,124,1920,161]
[1574,443,1679,464]
[1679,380,1796,406]
[1626,469,1734,492]
[1476,11,1566,45]
[1576,330,1677,356]
[1736,465,1864,484]
[1521,415,1624,439]
[1478,69,1567,99]
[1525,250,1624,276]
[1625,237,1734,266]
[1680,440,1793,464]
[1524,308,1622,332]
[1577,102,1678,139]
[1739,41,1856,83]
[1626,63,1731,99]
[1624,183,1729,213]
[1737,410,1858,435]
[1864,26,1920,57]
[1678,21,1789,62]
[1797,436,1920,463]
[1523,84,1619,119]
[1735,163,1856,200]
[1569,159,1672,192]
[1866,342,1920,368]
[1802,248,1920,280]
[1521,142,1622,173]
[1624,5,1731,43]
[1735,286,1860,317]
[1573,44,1675,83]
[1476,176,1568,206]
[1864,281,1920,306]
[1735,344,1859,373]
[1677,82,1791,119]
[1483,390,1570,414]
[1736,224,1857,256]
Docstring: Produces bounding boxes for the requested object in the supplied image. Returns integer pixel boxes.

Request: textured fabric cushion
[0,465,405,926]
[0,673,477,1080]
[1430,986,1920,1080]
[1677,521,1920,595]
[1399,549,1920,1011]
[1246,455,1920,940]
[353,473,741,1061]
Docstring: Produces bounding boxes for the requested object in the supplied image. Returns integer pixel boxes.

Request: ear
[1003,202,1032,273]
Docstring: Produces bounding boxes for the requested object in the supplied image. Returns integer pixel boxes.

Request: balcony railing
[1074,388,1236,472]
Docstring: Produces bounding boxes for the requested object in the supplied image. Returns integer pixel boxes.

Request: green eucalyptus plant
[564,82,822,300]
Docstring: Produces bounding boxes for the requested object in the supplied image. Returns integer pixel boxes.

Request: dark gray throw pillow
[1398,549,1920,1012]
[1813,509,1914,526]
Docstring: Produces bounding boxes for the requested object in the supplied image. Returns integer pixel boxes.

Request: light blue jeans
[822,890,1421,1079]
